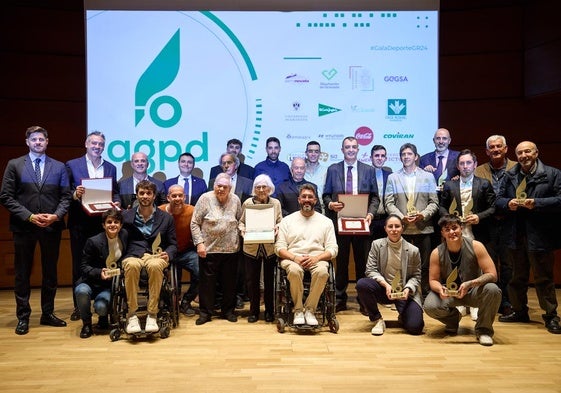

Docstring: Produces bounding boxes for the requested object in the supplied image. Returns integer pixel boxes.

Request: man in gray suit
[0,126,72,335]
[385,143,439,296]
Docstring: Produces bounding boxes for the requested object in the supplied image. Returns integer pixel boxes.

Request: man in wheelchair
[275,184,338,326]
[121,180,177,334]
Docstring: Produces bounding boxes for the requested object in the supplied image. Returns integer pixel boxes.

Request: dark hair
[399,143,418,156]
[266,136,281,147]
[341,136,357,148]
[456,149,477,165]
[26,126,48,139]
[136,180,157,194]
[298,183,317,198]
[438,214,463,229]
[227,138,243,148]
[370,145,387,156]
[178,152,195,162]
[384,213,402,225]
[102,208,123,223]
[306,140,321,151]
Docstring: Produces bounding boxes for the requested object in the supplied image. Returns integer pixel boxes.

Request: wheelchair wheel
[328,318,339,333]
[109,328,121,342]
[277,318,286,333]
[160,326,171,339]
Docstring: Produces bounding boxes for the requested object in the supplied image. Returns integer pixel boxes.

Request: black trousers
[335,233,369,305]
[244,253,276,316]
[13,229,62,320]
[199,253,238,319]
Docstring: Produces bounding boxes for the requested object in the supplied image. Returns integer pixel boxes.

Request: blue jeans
[74,283,111,322]
[174,249,199,302]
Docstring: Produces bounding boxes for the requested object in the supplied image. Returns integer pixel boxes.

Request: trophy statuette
[443,267,460,297]
[389,271,405,300]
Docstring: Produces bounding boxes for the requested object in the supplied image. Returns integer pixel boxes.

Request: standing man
[209,153,253,204]
[159,185,199,316]
[277,157,321,216]
[65,130,119,321]
[424,215,501,346]
[385,143,439,296]
[304,140,328,212]
[369,145,392,240]
[122,180,177,334]
[163,152,207,207]
[419,128,460,188]
[474,134,516,315]
[276,184,338,326]
[254,137,291,192]
[209,138,254,181]
[118,152,166,209]
[0,126,72,335]
[323,136,379,312]
[496,141,561,334]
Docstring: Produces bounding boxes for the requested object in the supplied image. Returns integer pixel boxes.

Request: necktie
[346,165,353,194]
[34,158,42,184]
[184,178,190,204]
[434,155,444,181]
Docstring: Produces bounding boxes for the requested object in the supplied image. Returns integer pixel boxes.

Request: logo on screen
[387,99,407,115]
[285,73,310,84]
[134,29,182,128]
[318,103,341,117]
[354,127,373,145]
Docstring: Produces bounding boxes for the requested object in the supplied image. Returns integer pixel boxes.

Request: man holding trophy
[424,215,501,346]
[355,214,424,336]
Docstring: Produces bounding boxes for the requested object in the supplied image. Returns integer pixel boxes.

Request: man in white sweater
[275,184,338,326]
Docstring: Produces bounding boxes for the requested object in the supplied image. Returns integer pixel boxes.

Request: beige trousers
[280,259,329,313]
[123,253,168,316]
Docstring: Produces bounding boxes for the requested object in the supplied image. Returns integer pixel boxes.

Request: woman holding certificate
[238,175,282,323]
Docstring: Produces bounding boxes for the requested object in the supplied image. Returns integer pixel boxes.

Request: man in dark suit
[323,136,379,312]
[209,138,254,182]
[65,131,120,321]
[419,128,460,188]
[277,157,321,216]
[369,145,392,240]
[0,126,72,335]
[209,153,253,204]
[121,180,177,334]
[163,152,207,206]
[118,152,166,209]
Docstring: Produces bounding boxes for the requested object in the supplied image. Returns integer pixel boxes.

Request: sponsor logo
[384,75,408,82]
[354,127,374,146]
[285,101,308,122]
[386,99,407,121]
[285,73,310,83]
[322,68,337,80]
[320,68,340,89]
[383,132,415,139]
[350,104,375,113]
[318,103,341,117]
[286,134,310,140]
[317,133,346,141]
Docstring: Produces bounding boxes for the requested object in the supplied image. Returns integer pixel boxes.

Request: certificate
[244,204,275,244]
[337,194,370,235]
[81,177,120,216]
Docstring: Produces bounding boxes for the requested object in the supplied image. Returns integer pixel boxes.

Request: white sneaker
[304,310,318,326]
[456,306,467,317]
[478,334,493,346]
[470,307,479,321]
[293,311,305,325]
[126,315,141,334]
[371,318,386,336]
[145,314,159,333]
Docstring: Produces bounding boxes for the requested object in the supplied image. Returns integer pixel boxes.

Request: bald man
[419,128,460,187]
[276,157,321,217]
[118,152,165,209]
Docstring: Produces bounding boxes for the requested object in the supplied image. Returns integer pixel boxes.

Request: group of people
[1,126,560,347]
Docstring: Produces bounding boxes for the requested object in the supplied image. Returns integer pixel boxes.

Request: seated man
[75,208,127,338]
[275,184,338,326]
[355,214,424,336]
[424,215,501,346]
[122,180,177,334]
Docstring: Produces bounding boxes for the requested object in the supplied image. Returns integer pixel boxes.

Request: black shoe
[224,313,238,323]
[80,324,93,338]
[180,300,196,317]
[70,308,81,321]
[96,316,110,330]
[264,311,275,323]
[546,319,561,334]
[498,311,530,323]
[335,303,347,313]
[235,298,245,310]
[195,316,211,325]
[15,319,29,335]
[40,313,67,327]
[248,315,258,323]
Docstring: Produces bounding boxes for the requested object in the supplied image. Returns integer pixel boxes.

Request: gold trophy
[443,267,460,297]
[105,248,121,277]
[436,168,448,191]
[152,232,162,255]
[515,177,528,206]
[449,198,473,223]
[406,198,418,217]
[389,271,405,299]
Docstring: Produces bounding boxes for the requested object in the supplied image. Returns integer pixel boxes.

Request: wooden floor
[0,286,560,393]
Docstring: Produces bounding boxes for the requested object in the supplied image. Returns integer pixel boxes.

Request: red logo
[354,127,373,145]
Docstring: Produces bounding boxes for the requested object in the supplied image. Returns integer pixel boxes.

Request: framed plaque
[81,177,120,216]
[244,204,275,244]
[337,194,370,235]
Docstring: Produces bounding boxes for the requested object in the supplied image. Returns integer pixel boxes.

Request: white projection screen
[85,0,440,181]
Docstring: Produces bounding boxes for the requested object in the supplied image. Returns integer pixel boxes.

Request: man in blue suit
[0,126,72,335]
[323,136,379,312]
[65,131,120,321]
[419,128,460,188]
[118,152,166,209]
[163,152,207,207]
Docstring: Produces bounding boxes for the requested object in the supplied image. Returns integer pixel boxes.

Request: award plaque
[105,249,120,277]
[244,204,275,244]
[389,271,405,300]
[443,267,460,297]
[81,177,120,216]
[515,177,528,206]
[337,194,370,235]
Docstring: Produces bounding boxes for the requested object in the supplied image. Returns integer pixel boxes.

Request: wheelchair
[109,262,179,341]
[274,260,339,333]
